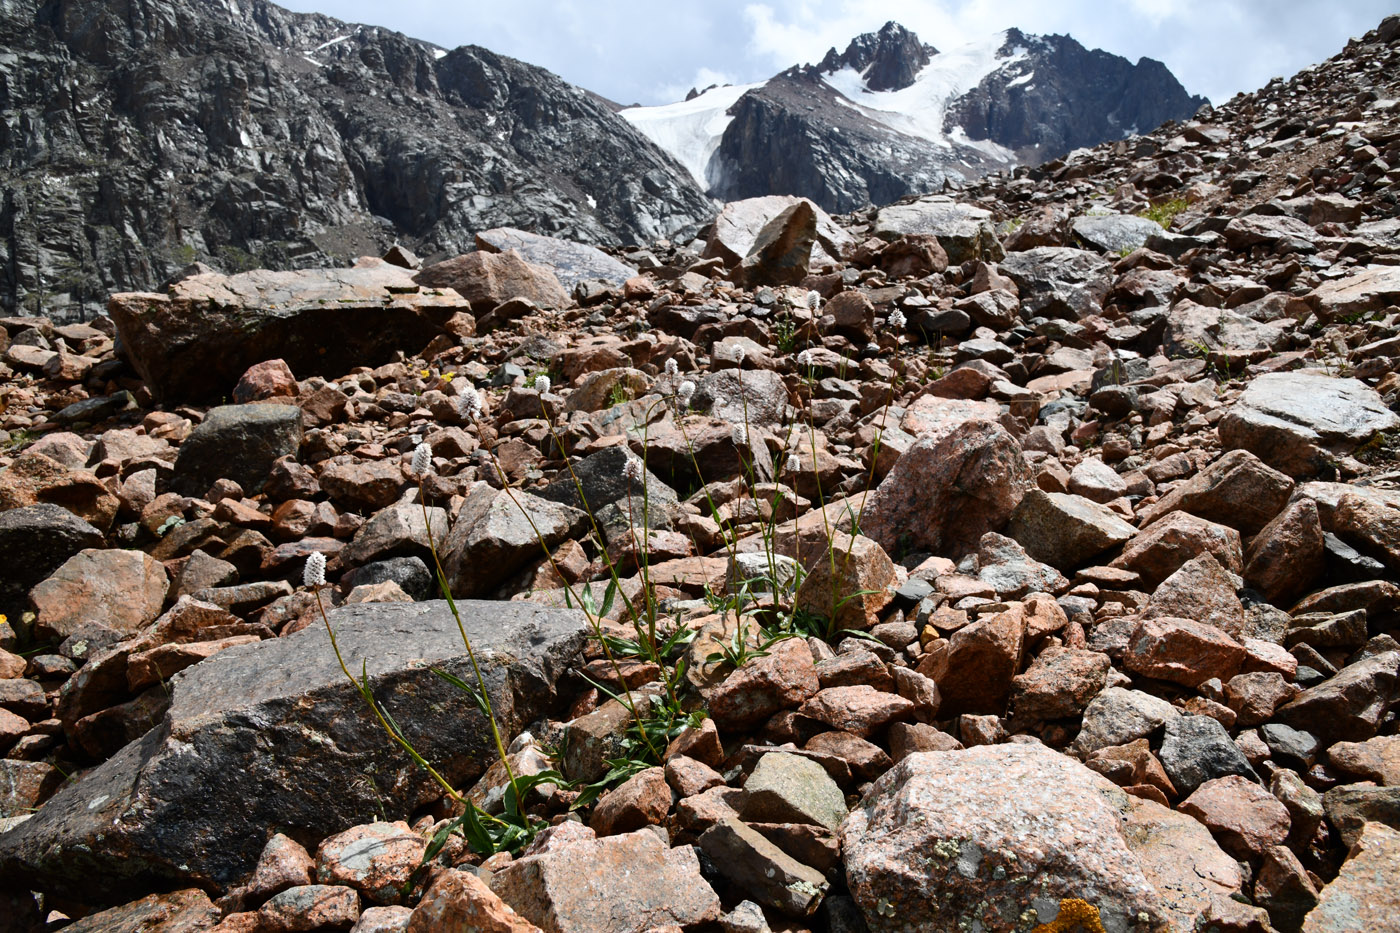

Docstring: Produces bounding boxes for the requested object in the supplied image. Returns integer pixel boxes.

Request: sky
[275,0,1397,107]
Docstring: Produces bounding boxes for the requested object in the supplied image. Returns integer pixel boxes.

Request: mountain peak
[816,21,938,92]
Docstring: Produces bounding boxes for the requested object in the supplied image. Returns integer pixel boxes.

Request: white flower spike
[303,552,326,588]
[678,380,696,404]
[411,442,432,477]
[664,358,679,375]
[623,458,644,484]
[889,309,907,329]
[535,375,552,395]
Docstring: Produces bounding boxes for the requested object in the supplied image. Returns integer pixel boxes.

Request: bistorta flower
[785,454,802,473]
[805,290,821,311]
[678,380,696,404]
[411,442,432,477]
[889,309,907,329]
[664,358,679,375]
[303,552,326,588]
[457,386,482,421]
[623,458,644,484]
[535,375,552,395]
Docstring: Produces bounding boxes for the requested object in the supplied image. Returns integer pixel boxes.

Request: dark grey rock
[0,504,103,619]
[341,556,435,602]
[171,404,303,496]
[0,599,587,906]
[1071,214,1166,254]
[1159,714,1258,796]
[535,446,677,515]
[998,247,1112,320]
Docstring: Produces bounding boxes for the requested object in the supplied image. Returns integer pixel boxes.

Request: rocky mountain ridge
[0,11,1398,933]
[624,22,1207,214]
[0,0,713,321]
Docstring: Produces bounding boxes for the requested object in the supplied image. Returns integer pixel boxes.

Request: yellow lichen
[1030,898,1107,933]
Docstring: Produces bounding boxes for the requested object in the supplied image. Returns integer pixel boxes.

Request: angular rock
[740,752,847,831]
[475,227,637,290]
[792,533,895,631]
[1111,510,1243,588]
[1179,775,1290,859]
[1219,373,1400,478]
[1138,449,1295,535]
[589,766,671,837]
[0,600,586,905]
[317,821,426,906]
[1143,552,1245,637]
[1125,616,1245,688]
[1307,264,1400,323]
[925,603,1025,718]
[443,486,587,598]
[1245,496,1326,606]
[412,249,569,312]
[841,744,1244,933]
[872,198,1001,264]
[1072,688,1180,755]
[30,548,168,643]
[491,824,720,932]
[1010,647,1110,722]
[735,199,817,287]
[1159,714,1257,796]
[799,685,914,737]
[863,420,1030,561]
[172,404,303,497]
[698,818,828,918]
[59,889,220,933]
[1276,651,1400,744]
[705,636,820,731]
[0,504,103,620]
[408,868,541,933]
[1071,213,1165,254]
[997,246,1112,319]
[535,447,676,515]
[1005,488,1136,571]
[1302,822,1400,933]
[704,196,852,268]
[0,451,120,532]
[1321,785,1400,849]
[1328,735,1400,786]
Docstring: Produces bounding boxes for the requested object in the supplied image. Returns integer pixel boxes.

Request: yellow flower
[420,369,431,378]
[442,372,454,382]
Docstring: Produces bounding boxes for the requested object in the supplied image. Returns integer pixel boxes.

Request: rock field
[1,14,1400,933]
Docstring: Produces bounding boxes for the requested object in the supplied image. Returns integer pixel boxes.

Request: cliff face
[945,29,1210,160]
[0,0,713,319]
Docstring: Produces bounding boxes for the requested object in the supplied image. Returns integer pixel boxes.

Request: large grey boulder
[0,600,587,906]
[1219,373,1400,478]
[109,265,471,403]
[872,198,1003,264]
[171,404,304,497]
[475,227,637,289]
[535,446,677,514]
[1071,213,1165,254]
[704,196,853,267]
[998,247,1112,319]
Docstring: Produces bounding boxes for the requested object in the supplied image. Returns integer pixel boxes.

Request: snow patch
[315,34,351,52]
[620,82,764,187]
[818,30,1020,162]
[433,48,447,60]
[1006,71,1034,89]
[586,195,597,209]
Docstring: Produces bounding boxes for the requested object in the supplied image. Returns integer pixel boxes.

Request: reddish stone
[234,359,298,404]
[1179,775,1290,860]
[317,820,426,905]
[1124,617,1245,688]
[589,766,672,836]
[798,685,915,737]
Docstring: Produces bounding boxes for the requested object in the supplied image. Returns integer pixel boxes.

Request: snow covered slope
[620,83,760,187]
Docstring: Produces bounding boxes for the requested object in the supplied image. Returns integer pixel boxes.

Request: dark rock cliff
[947,29,1210,160]
[0,0,712,319]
